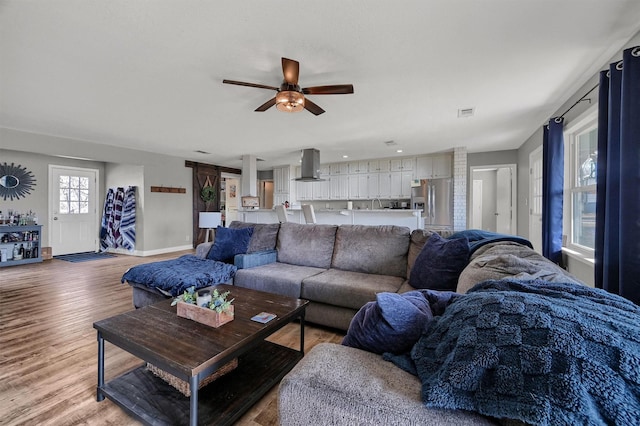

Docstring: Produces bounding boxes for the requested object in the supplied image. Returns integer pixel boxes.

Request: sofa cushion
[342,291,433,355]
[276,223,338,269]
[207,226,253,263]
[407,229,457,277]
[233,262,325,299]
[456,241,583,294]
[301,268,404,310]
[229,221,280,253]
[331,225,410,278]
[278,343,496,426]
[409,233,469,291]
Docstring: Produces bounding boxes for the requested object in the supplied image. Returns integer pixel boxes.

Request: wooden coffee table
[94,284,309,426]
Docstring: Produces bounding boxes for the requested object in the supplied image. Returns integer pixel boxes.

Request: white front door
[49,166,98,256]
[529,147,543,252]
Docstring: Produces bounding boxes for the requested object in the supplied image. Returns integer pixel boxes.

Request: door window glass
[59,175,90,214]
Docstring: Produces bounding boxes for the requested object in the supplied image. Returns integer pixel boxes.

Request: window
[564,106,598,254]
[59,175,90,214]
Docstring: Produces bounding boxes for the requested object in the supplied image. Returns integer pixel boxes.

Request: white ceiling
[2,0,640,171]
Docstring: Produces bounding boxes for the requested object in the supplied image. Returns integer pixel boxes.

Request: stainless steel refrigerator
[411,178,453,227]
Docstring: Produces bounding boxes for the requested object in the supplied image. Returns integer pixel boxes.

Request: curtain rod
[556,83,600,120]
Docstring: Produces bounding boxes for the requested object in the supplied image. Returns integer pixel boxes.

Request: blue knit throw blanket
[402,279,640,425]
[121,255,237,296]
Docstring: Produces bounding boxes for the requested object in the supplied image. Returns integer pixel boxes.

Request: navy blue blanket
[387,279,640,425]
[448,229,533,255]
[121,255,237,297]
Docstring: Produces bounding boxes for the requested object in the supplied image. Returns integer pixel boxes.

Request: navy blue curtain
[595,46,640,305]
[542,117,564,265]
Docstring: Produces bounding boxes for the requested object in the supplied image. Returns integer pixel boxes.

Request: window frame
[563,104,598,258]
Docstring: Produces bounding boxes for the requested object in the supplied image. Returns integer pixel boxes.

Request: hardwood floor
[0,251,345,425]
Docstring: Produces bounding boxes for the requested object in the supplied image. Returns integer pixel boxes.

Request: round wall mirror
[0,163,36,201]
[0,175,19,189]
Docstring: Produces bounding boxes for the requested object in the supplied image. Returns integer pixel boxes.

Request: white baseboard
[105,245,193,257]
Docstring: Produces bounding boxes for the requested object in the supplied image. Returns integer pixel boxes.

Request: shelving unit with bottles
[0,225,43,267]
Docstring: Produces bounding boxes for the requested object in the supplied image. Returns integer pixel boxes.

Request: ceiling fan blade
[255,97,277,112]
[303,98,325,116]
[302,84,354,95]
[282,58,300,85]
[223,79,279,91]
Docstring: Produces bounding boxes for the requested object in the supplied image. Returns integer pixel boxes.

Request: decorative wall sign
[0,162,37,200]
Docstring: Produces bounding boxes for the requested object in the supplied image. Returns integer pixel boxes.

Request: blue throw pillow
[409,233,469,291]
[207,226,253,263]
[342,291,433,355]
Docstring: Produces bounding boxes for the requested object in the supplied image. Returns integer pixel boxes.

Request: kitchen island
[239,208,424,231]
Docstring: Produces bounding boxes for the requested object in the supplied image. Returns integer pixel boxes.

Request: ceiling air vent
[194,150,211,154]
[458,108,475,118]
[384,140,397,146]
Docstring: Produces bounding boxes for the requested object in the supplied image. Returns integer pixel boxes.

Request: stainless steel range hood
[295,148,326,181]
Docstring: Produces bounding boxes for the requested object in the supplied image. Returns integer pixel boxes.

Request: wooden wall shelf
[150,186,186,194]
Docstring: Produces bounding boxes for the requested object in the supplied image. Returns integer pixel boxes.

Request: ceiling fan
[223,57,354,116]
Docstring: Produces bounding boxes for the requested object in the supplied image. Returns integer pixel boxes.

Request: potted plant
[172,286,234,327]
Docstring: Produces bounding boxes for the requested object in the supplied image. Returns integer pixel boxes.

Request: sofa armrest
[234,250,277,269]
[195,242,213,259]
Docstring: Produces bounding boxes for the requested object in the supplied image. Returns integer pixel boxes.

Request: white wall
[1,128,193,254]
[0,148,105,247]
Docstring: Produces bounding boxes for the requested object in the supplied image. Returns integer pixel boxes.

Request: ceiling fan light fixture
[276,90,305,113]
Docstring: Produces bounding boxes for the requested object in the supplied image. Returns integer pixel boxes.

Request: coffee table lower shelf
[100,340,302,426]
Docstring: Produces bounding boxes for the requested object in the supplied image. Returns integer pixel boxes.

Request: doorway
[259,180,274,209]
[469,164,517,234]
[49,165,99,256]
[221,172,241,226]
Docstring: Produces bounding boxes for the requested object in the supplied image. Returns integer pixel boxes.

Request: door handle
[54,217,58,220]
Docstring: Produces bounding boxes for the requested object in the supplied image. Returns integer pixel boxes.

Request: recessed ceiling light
[458,107,475,118]
[396,149,403,153]
[343,155,349,158]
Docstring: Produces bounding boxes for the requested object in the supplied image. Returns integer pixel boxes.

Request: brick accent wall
[453,147,467,231]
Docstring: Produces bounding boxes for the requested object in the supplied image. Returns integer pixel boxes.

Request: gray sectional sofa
[231,221,420,330]
[126,220,623,425]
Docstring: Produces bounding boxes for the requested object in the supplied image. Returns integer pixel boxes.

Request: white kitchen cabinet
[415,154,452,179]
[367,173,380,198]
[274,193,288,207]
[313,175,331,200]
[330,163,349,175]
[390,171,413,198]
[432,154,452,178]
[348,161,369,174]
[348,174,369,199]
[390,158,414,172]
[378,173,392,198]
[368,159,390,173]
[415,156,433,179]
[273,166,290,193]
[367,173,392,198]
[330,175,349,199]
[273,165,295,204]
